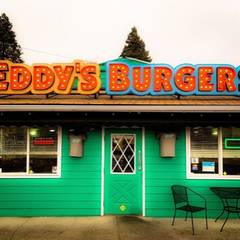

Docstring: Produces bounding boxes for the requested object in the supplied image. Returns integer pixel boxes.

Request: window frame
[110,133,136,175]
[186,127,240,180]
[0,126,62,178]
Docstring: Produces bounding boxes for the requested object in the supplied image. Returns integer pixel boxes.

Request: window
[0,127,27,173]
[190,127,218,174]
[188,126,240,178]
[111,134,135,174]
[0,126,61,177]
[222,127,240,175]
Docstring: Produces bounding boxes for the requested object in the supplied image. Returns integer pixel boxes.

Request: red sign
[33,138,54,145]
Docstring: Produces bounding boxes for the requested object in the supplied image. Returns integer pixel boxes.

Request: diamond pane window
[111,134,135,173]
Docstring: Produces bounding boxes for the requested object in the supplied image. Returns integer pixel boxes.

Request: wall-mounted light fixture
[68,129,86,157]
[160,133,176,157]
[155,132,176,158]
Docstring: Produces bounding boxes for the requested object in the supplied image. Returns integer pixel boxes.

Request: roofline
[0,105,239,112]
[124,57,150,64]
[100,57,150,65]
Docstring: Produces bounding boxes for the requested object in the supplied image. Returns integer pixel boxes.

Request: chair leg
[205,208,208,229]
[172,209,176,226]
[215,209,225,222]
[185,212,188,221]
[220,212,230,232]
[191,212,195,235]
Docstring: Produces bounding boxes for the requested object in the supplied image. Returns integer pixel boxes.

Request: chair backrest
[171,185,188,205]
[211,187,240,200]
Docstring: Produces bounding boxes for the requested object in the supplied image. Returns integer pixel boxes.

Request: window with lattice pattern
[111,134,135,173]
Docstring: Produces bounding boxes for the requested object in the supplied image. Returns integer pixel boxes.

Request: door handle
[138,150,142,170]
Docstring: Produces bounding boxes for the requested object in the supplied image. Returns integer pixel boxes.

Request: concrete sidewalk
[0,216,240,240]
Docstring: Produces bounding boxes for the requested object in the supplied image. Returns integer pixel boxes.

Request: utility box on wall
[69,134,85,157]
[160,133,176,157]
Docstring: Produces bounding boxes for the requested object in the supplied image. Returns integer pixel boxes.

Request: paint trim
[101,126,105,216]
[218,127,223,175]
[58,126,62,178]
[26,127,30,174]
[142,127,145,217]
[186,127,191,179]
[0,105,240,112]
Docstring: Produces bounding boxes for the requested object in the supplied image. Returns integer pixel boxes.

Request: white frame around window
[186,127,240,180]
[0,127,62,178]
[110,133,136,175]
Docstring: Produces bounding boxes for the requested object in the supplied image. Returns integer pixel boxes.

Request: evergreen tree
[0,13,23,63]
[120,27,152,62]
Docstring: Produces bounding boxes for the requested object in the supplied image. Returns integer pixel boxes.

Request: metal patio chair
[210,187,240,232]
[171,185,208,235]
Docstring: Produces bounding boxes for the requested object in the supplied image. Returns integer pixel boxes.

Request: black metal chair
[171,185,208,235]
[210,187,240,232]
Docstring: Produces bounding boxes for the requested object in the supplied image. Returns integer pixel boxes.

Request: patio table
[210,187,240,231]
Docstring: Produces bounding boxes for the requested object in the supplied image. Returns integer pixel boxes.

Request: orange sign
[0,60,101,94]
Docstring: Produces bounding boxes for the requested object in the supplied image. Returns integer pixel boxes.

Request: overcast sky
[1,0,240,65]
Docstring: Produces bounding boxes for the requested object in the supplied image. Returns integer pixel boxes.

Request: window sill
[0,173,61,178]
[187,173,240,180]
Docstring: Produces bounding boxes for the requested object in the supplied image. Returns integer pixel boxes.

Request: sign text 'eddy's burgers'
[0,60,240,96]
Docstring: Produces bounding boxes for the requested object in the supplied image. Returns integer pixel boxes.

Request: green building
[0,58,239,218]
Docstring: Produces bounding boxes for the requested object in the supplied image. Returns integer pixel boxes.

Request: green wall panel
[1,126,240,218]
[145,128,240,218]
[0,128,102,216]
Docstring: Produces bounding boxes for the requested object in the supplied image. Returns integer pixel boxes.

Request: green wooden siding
[0,128,102,216]
[1,126,240,217]
[145,128,240,218]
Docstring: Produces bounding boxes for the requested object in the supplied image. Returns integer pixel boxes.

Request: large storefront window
[222,127,240,175]
[188,126,240,178]
[0,126,61,177]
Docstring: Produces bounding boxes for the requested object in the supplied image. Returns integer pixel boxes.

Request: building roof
[0,57,239,113]
[0,95,239,112]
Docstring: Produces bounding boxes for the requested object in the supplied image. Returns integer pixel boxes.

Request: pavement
[0,216,240,240]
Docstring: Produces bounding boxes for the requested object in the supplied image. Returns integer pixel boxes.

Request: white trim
[57,126,62,178]
[0,105,240,112]
[26,128,30,174]
[186,127,191,179]
[110,172,136,175]
[101,127,105,216]
[218,127,223,175]
[186,126,240,180]
[0,174,61,179]
[142,127,145,217]
[186,174,240,180]
[125,57,150,64]
[0,126,62,178]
